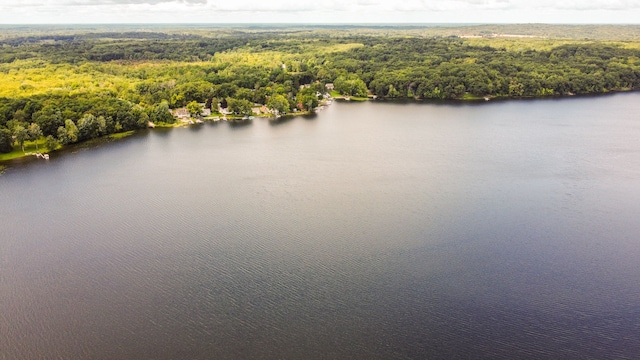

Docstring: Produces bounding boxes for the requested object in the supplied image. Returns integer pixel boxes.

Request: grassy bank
[0,138,56,161]
[106,130,136,140]
[1,130,139,162]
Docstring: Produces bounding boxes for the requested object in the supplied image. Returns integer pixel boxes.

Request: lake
[2,94,640,359]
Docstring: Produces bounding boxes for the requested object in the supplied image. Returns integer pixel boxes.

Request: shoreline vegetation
[2,24,640,162]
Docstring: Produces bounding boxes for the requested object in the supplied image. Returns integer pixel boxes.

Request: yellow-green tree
[186,101,202,118]
[267,94,290,115]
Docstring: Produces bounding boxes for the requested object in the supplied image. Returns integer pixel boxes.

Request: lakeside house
[172,108,190,119]
[172,102,276,120]
[252,105,271,115]
[199,103,211,116]
[325,83,335,91]
[218,104,231,115]
[172,104,211,119]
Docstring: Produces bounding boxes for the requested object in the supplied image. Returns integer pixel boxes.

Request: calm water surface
[2,94,640,359]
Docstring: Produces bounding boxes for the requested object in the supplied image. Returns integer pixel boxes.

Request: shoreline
[332,87,639,103]
[1,90,637,164]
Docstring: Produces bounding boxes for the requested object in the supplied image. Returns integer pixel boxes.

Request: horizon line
[2,22,640,26]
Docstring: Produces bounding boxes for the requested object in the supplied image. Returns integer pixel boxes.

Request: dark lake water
[2,94,640,359]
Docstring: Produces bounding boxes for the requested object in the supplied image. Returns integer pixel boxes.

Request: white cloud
[554,0,640,10]
[0,0,639,23]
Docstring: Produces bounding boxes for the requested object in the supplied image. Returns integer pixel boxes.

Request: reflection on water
[269,116,296,126]
[2,93,640,359]
[228,119,253,128]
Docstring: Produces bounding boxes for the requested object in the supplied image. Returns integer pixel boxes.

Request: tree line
[2,29,640,154]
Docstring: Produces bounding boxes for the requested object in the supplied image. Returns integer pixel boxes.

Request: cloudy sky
[0,0,639,24]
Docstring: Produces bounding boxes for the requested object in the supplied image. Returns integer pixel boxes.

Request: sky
[0,0,639,24]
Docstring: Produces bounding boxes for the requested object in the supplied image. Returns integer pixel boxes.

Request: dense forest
[1,25,640,157]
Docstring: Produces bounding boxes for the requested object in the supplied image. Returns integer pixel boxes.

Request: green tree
[173,81,213,103]
[45,135,58,151]
[138,111,150,128]
[65,119,79,144]
[334,75,368,97]
[387,85,400,98]
[266,94,290,115]
[149,101,174,124]
[0,128,13,153]
[296,94,318,111]
[57,126,68,145]
[133,105,149,128]
[296,88,319,111]
[28,123,42,150]
[213,83,238,99]
[170,93,185,108]
[33,107,63,137]
[14,125,28,152]
[252,88,267,104]
[13,109,27,123]
[235,88,253,102]
[186,101,202,118]
[77,114,106,141]
[226,98,253,116]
